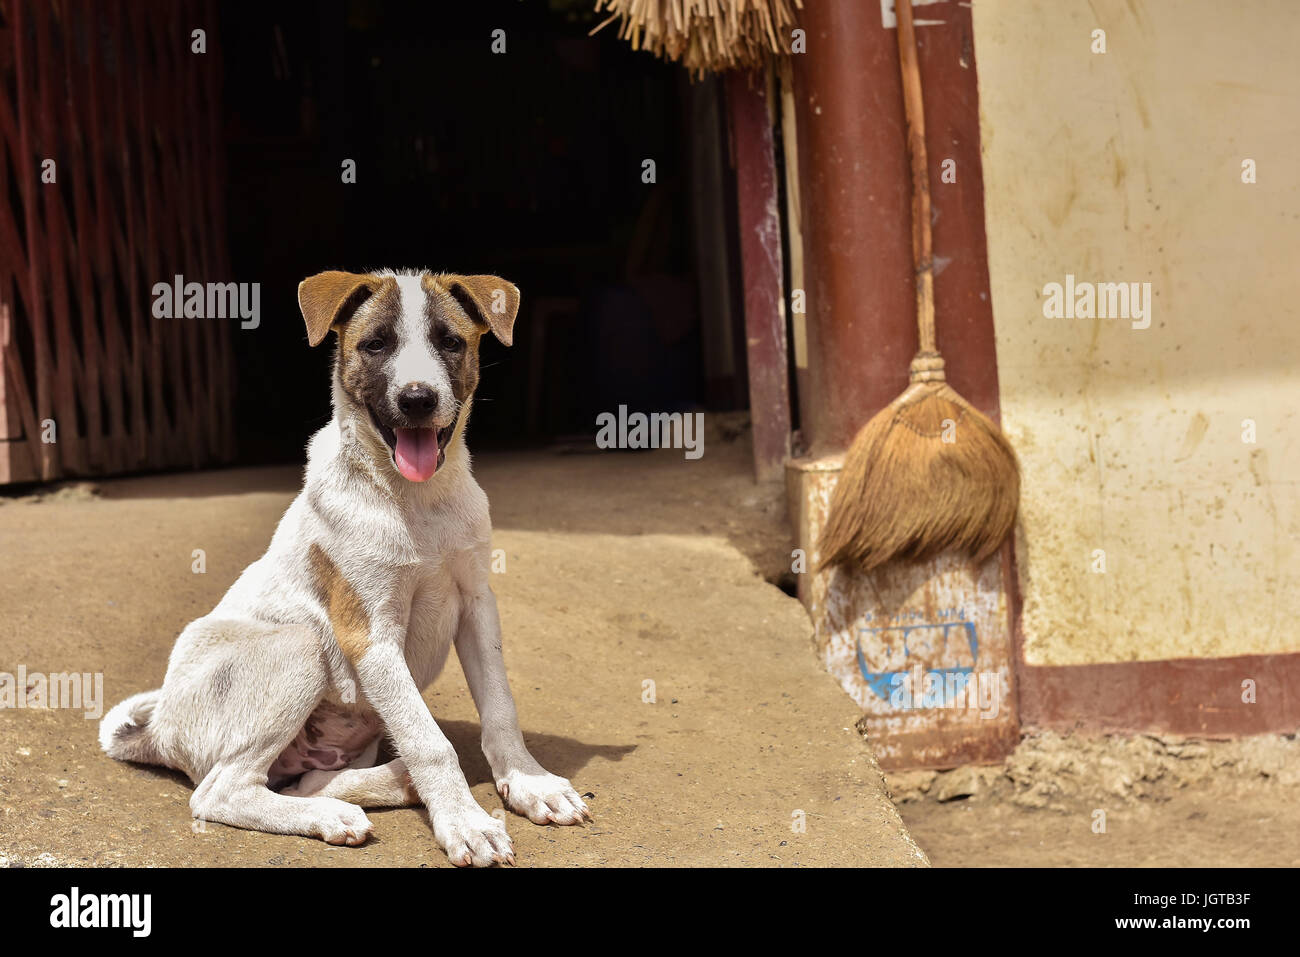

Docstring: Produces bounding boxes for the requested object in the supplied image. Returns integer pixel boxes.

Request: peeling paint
[787,457,1018,768]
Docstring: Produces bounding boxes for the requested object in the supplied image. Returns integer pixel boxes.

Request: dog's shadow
[389,720,633,789]
[136,722,633,796]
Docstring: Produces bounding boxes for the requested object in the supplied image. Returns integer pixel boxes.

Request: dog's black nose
[397,383,438,418]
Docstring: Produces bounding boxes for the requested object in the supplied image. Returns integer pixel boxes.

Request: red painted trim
[1019,654,1300,736]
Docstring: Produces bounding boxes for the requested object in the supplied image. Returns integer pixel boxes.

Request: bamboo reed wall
[0,0,234,484]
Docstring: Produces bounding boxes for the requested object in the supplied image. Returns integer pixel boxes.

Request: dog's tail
[98,690,163,765]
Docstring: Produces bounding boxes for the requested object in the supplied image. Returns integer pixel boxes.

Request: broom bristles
[591,0,804,78]
[818,380,1020,574]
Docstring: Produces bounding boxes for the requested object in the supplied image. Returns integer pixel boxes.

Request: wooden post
[726,68,791,482]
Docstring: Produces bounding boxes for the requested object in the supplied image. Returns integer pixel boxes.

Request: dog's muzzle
[368,407,453,482]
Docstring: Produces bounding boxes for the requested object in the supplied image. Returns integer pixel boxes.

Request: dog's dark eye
[361,337,386,355]
[441,335,465,353]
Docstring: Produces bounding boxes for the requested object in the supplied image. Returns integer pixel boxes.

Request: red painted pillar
[726,71,791,481]
[789,1,913,457]
[789,0,1002,455]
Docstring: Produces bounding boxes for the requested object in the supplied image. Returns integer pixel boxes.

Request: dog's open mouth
[369,408,453,482]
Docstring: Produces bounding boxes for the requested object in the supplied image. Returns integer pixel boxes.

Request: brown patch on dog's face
[436,273,520,347]
[298,271,380,347]
[333,275,401,419]
[308,543,370,665]
[421,275,489,406]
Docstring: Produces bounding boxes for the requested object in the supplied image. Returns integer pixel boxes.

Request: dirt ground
[900,791,1299,867]
[891,730,1300,867]
[1,421,1293,867]
[0,424,924,867]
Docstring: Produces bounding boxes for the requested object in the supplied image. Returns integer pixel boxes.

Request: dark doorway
[219,0,747,464]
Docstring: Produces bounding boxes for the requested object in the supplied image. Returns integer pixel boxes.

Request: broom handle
[896,0,936,355]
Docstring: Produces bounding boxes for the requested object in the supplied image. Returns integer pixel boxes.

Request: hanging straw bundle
[818,0,1019,574]
[591,0,803,77]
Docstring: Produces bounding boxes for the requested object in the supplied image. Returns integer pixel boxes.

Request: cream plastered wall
[971,0,1299,665]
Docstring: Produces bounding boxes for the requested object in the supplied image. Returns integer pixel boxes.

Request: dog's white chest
[402,557,466,689]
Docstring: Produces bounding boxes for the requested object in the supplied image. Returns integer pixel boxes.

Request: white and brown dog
[99,269,589,866]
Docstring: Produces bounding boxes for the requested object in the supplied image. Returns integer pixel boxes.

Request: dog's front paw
[432,804,514,867]
[497,769,591,826]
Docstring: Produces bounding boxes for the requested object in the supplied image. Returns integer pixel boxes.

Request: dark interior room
[220,0,749,462]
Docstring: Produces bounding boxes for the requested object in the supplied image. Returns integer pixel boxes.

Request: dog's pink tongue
[393,428,439,482]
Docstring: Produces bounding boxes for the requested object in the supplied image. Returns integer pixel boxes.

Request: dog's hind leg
[167,618,373,845]
[281,759,419,808]
[192,765,374,845]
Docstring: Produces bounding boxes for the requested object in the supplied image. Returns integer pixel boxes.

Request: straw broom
[818,0,1019,574]
[590,0,803,78]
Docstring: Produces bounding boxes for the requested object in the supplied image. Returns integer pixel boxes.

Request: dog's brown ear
[298,271,376,347]
[443,275,520,347]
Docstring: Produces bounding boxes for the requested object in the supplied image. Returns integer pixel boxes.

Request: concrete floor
[0,435,926,867]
